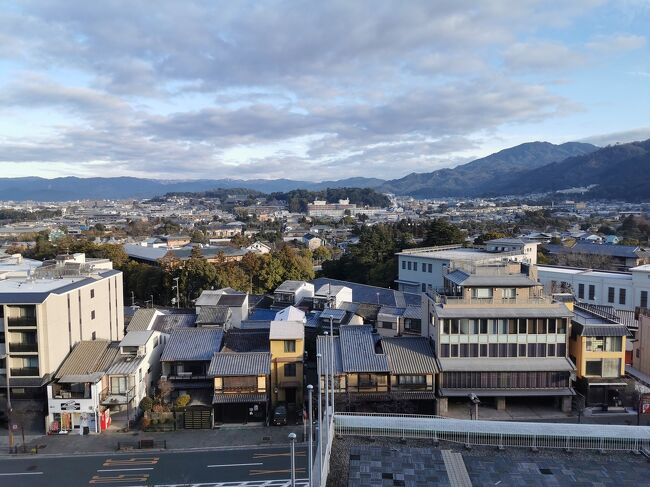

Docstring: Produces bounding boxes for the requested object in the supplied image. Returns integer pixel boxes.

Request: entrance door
[184,408,212,429]
[285,388,296,405]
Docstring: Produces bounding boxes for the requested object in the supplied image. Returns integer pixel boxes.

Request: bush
[142,416,151,429]
[139,397,154,412]
[175,394,191,409]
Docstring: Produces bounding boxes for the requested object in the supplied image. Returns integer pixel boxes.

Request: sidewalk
[0,424,307,458]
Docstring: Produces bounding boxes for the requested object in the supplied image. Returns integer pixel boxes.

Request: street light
[469,393,480,420]
[316,353,323,483]
[307,384,313,487]
[323,332,329,420]
[288,432,297,487]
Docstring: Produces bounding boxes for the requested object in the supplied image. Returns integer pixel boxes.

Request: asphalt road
[0,446,309,486]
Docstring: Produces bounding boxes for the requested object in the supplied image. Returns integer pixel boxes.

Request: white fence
[312,415,334,487]
[334,412,650,452]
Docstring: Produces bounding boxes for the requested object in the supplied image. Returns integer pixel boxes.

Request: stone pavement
[0,424,306,457]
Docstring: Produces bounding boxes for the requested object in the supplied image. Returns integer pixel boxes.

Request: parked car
[272,405,288,426]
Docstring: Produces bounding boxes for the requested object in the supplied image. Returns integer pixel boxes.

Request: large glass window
[641,291,648,309]
[578,284,585,299]
[586,336,622,352]
[480,319,488,334]
[585,360,602,376]
[588,285,595,300]
[619,288,626,305]
[472,288,493,299]
[608,287,615,303]
[284,340,296,353]
[503,288,516,299]
[518,319,527,334]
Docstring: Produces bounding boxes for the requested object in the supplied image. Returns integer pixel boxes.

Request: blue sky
[0,0,648,181]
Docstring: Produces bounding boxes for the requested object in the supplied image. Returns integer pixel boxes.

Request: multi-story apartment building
[422,260,575,414]
[538,264,650,314]
[396,239,538,293]
[1,254,123,412]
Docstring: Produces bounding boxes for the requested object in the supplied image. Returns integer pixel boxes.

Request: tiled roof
[212,392,268,404]
[160,328,224,362]
[217,294,247,307]
[196,305,231,325]
[106,354,145,375]
[317,336,343,374]
[152,313,197,333]
[222,329,270,353]
[208,352,270,376]
[311,277,417,308]
[382,337,439,375]
[119,330,154,347]
[126,308,159,331]
[55,340,119,380]
[403,306,422,320]
[338,325,389,373]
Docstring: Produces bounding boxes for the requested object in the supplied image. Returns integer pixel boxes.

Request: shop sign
[61,400,81,411]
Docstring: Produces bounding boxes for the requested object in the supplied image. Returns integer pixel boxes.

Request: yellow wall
[571,336,626,378]
[270,338,304,406]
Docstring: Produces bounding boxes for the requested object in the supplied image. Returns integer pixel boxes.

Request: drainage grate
[539,468,553,475]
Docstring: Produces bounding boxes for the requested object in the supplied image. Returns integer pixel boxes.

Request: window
[508,343,517,357]
[459,344,469,357]
[518,344,527,357]
[111,376,127,394]
[470,343,479,357]
[578,283,585,299]
[547,319,556,334]
[402,261,406,270]
[428,264,433,273]
[557,343,566,357]
[518,319,527,334]
[528,343,537,357]
[602,358,620,377]
[548,343,556,357]
[381,321,394,329]
[503,288,516,299]
[586,336,622,352]
[588,285,595,301]
[90,289,95,299]
[608,287,615,303]
[284,340,296,353]
[91,310,96,320]
[91,331,96,340]
[284,363,296,377]
[641,291,648,309]
[407,261,412,270]
[557,319,567,334]
[585,360,602,376]
[508,319,517,334]
[440,344,450,357]
[479,344,488,357]
[422,263,426,273]
[398,375,426,385]
[480,319,488,334]
[619,288,626,305]
[489,344,498,357]
[450,344,459,357]
[472,288,493,299]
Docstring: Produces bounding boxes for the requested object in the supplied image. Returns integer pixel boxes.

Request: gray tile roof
[317,336,343,374]
[222,329,270,353]
[338,325,390,373]
[212,392,268,404]
[573,323,628,337]
[433,304,572,319]
[196,305,231,325]
[119,330,154,347]
[126,308,158,331]
[55,340,119,380]
[544,243,640,259]
[106,354,145,375]
[208,352,270,376]
[382,337,439,375]
[403,306,422,320]
[152,313,197,333]
[161,328,224,362]
[439,357,575,372]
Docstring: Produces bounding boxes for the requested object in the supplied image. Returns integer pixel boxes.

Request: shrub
[175,394,191,409]
[142,417,151,429]
[139,397,154,413]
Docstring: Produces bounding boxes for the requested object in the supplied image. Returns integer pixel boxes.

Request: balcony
[8,342,38,353]
[7,317,37,328]
[218,386,263,394]
[428,289,551,307]
[10,367,39,377]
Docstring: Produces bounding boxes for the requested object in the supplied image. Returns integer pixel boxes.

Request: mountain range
[2,139,650,201]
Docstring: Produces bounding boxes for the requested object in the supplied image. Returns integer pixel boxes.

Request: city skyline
[0,1,649,181]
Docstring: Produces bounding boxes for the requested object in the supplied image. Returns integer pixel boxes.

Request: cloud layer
[0,0,647,180]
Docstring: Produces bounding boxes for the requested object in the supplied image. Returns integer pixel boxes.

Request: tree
[155,378,174,405]
[422,219,465,246]
[313,246,332,263]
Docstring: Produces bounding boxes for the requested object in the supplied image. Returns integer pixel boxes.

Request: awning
[438,387,575,397]
[212,393,268,404]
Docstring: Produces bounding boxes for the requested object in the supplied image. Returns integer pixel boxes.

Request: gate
[182,407,213,429]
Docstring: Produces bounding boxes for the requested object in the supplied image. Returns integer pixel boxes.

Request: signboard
[61,400,81,411]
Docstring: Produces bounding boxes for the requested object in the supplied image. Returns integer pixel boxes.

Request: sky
[0,0,649,181]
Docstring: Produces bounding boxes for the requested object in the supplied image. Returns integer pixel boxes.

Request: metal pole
[150,295,154,308]
[130,291,135,307]
[316,353,323,481]
[289,432,296,487]
[4,350,14,449]
[173,277,180,309]
[323,332,329,420]
[307,384,313,487]
[329,317,334,417]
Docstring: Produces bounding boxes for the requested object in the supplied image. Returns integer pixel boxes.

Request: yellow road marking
[102,457,159,467]
[89,474,150,484]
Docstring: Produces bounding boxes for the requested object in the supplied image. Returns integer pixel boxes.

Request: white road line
[206,462,264,468]
[97,467,155,472]
[0,472,44,476]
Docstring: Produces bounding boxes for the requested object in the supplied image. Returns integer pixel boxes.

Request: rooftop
[208,351,271,376]
[269,320,304,340]
[160,328,224,362]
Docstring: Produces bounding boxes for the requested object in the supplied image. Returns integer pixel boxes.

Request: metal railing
[333,413,650,452]
[7,318,37,327]
[7,342,38,353]
[10,367,39,377]
[429,290,552,306]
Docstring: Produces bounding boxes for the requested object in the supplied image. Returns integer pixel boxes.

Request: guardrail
[333,413,650,452]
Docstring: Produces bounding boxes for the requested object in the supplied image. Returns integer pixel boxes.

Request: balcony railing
[52,390,90,400]
[8,342,38,353]
[7,317,37,327]
[10,367,39,377]
[168,373,209,380]
[428,290,551,306]
[217,386,263,394]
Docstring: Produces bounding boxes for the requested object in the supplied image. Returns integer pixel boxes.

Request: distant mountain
[507,139,650,201]
[0,176,385,201]
[379,141,598,197]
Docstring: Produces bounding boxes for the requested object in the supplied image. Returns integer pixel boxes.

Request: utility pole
[150,295,154,309]
[131,291,135,307]
[172,277,180,309]
[307,384,313,487]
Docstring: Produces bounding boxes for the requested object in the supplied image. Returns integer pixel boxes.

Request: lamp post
[323,332,329,420]
[307,384,313,487]
[288,432,297,487]
[2,351,13,449]
[329,316,334,417]
[316,353,323,482]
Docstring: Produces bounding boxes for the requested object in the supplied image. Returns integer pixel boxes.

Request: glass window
[398,375,426,385]
[547,319,556,334]
[470,344,479,357]
[480,319,488,334]
[479,344,488,357]
[459,344,469,357]
[548,343,556,356]
[498,343,507,357]
[557,319,567,334]
[489,344,498,357]
[503,288,516,299]
[470,320,479,334]
[518,344,527,357]
[585,360,602,376]
[527,320,535,334]
[508,319,517,334]
[428,264,433,273]
[602,358,620,378]
[537,343,547,357]
[459,319,470,335]
[619,288,626,305]
[450,319,459,334]
[588,285,595,300]
[557,343,566,357]
[536,319,546,334]
[402,261,406,270]
[450,344,459,357]
[578,283,585,299]
[440,344,450,357]
[284,340,296,353]
[472,288,493,299]
[407,262,412,270]
[284,363,296,377]
[490,320,498,335]
[442,320,450,335]
[641,291,648,309]
[508,343,517,357]
[608,287,615,303]
[518,319,527,334]
[528,343,537,357]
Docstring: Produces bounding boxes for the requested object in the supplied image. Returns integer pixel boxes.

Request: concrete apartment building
[422,260,575,414]
[396,239,538,293]
[538,264,650,314]
[0,254,124,412]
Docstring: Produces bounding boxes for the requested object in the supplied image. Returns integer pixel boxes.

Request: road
[0,446,309,487]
